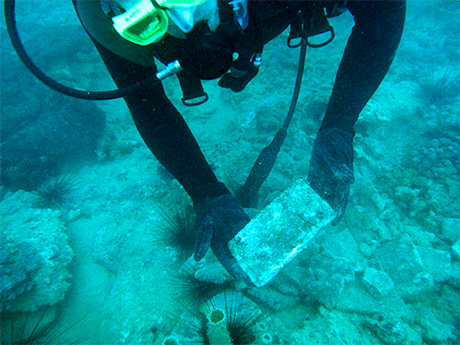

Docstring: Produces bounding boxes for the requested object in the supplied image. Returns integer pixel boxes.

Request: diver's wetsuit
[74,1,406,206]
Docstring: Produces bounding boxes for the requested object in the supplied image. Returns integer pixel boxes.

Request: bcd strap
[176,70,209,106]
[288,4,335,48]
[287,14,303,47]
[324,1,348,18]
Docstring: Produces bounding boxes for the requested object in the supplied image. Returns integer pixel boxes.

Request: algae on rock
[1,191,74,312]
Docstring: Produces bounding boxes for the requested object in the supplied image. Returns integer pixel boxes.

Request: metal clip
[156,60,183,80]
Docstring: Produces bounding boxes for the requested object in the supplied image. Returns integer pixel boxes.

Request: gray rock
[450,261,460,287]
[291,227,373,309]
[363,316,408,345]
[1,191,74,312]
[335,280,410,319]
[243,281,300,311]
[405,225,436,247]
[322,229,364,263]
[363,267,395,298]
[417,246,451,282]
[416,306,457,343]
[374,234,434,299]
[441,218,460,243]
[452,240,460,260]
[0,238,39,306]
[302,254,356,309]
[290,307,376,344]
[359,240,379,257]
[179,252,233,285]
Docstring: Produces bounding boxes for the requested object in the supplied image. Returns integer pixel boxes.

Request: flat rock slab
[229,179,335,287]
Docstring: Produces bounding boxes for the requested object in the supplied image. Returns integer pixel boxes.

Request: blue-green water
[1,1,459,344]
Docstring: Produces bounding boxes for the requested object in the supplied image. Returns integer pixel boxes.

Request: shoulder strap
[176,71,208,106]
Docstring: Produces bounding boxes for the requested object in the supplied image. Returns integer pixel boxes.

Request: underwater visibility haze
[1,0,459,344]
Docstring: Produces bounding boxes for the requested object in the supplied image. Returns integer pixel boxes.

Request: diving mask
[109,0,210,46]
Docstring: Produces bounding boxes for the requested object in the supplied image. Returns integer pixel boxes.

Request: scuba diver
[71,0,406,279]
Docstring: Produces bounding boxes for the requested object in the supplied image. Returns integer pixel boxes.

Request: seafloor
[1,1,459,344]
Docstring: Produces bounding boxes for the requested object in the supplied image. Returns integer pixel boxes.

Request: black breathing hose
[3,0,160,100]
[237,31,308,208]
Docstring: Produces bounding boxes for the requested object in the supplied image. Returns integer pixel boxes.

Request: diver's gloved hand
[194,194,250,279]
[308,128,355,225]
[218,65,259,92]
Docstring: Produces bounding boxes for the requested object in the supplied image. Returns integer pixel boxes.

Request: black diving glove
[307,128,355,225]
[218,65,259,93]
[194,193,250,279]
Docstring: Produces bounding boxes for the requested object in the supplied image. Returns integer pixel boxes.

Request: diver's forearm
[126,90,230,204]
[321,0,406,133]
[92,39,228,203]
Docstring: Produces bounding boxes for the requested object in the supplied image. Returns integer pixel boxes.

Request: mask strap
[100,0,136,17]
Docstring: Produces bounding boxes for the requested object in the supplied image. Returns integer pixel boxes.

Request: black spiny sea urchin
[0,306,83,345]
[154,205,197,261]
[33,171,76,208]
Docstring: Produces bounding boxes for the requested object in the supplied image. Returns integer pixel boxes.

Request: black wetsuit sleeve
[91,40,229,204]
[320,0,406,133]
